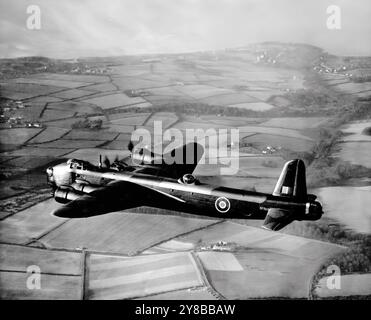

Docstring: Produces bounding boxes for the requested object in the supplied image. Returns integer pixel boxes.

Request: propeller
[98,142,134,170]
[103,155,111,168]
[128,140,134,153]
[98,154,102,168]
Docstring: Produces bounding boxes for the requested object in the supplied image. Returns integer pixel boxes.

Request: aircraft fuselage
[49,162,320,222]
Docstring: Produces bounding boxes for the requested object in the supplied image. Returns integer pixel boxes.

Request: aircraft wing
[52,180,184,218]
[132,142,204,179]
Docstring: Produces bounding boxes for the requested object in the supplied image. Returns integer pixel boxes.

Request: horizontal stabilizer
[262,208,295,231]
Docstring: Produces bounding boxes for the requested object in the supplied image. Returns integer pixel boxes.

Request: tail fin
[263,159,308,231]
[272,159,307,201]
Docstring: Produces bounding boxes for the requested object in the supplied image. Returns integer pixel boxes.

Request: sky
[0,0,370,58]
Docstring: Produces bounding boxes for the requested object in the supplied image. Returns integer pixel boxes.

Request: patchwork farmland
[1,43,370,299]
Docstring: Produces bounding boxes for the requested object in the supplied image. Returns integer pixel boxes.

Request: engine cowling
[54,187,84,204]
[71,183,99,193]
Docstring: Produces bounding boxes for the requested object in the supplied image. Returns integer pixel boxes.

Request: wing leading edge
[52,180,183,218]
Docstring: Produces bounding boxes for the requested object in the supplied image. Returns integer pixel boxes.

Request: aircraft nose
[46,166,53,176]
[46,167,54,185]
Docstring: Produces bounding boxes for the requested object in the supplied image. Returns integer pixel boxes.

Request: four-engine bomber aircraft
[46,142,323,231]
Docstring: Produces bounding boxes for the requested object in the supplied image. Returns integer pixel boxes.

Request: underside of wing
[52,180,183,218]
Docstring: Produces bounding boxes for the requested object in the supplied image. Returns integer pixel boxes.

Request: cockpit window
[67,159,87,170]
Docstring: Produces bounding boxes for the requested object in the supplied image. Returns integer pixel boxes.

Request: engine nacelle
[71,183,99,193]
[54,187,84,204]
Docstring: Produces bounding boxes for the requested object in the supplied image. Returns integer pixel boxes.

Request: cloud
[0,0,370,58]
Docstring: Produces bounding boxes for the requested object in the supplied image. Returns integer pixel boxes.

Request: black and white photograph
[0,0,370,306]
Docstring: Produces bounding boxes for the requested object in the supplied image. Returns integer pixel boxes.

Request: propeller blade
[128,141,134,152]
[103,156,111,168]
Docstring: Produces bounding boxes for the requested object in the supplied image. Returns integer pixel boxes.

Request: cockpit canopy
[67,158,91,170]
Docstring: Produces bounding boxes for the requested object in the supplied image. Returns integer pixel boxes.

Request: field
[0,199,65,244]
[241,133,314,153]
[40,108,76,121]
[0,211,346,300]
[2,146,76,157]
[39,212,216,255]
[238,125,314,140]
[0,83,64,100]
[82,93,146,109]
[5,156,55,170]
[0,244,81,274]
[33,139,104,149]
[0,128,43,147]
[0,244,82,300]
[63,130,118,141]
[197,252,244,271]
[107,113,150,125]
[315,187,371,234]
[63,148,131,163]
[28,127,70,144]
[314,274,371,298]
[142,239,195,255]
[51,89,95,100]
[174,84,233,99]
[336,142,371,168]
[333,82,371,95]
[200,93,258,106]
[47,101,101,114]
[86,252,203,299]
[341,120,371,142]
[7,77,90,88]
[145,112,179,129]
[178,221,345,299]
[27,73,110,83]
[228,102,275,111]
[138,287,217,300]
[0,271,82,299]
[336,120,371,168]
[261,117,330,129]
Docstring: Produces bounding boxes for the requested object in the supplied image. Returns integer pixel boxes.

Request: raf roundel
[215,197,231,213]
